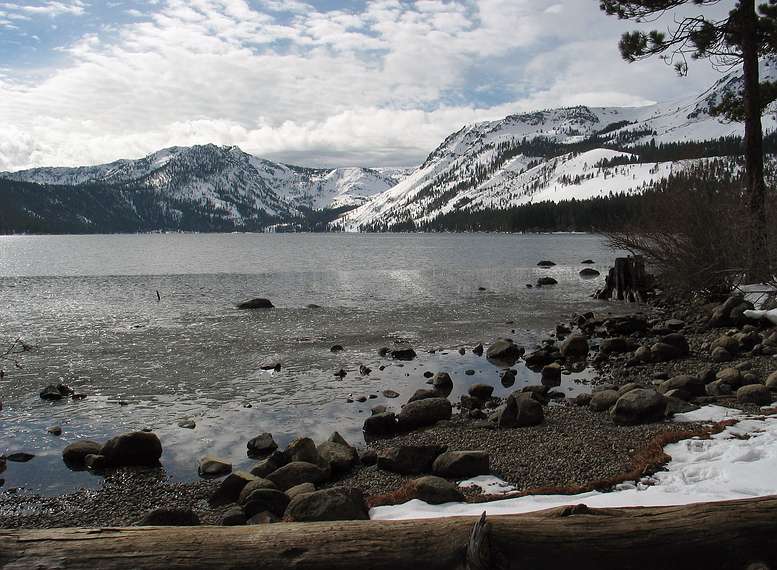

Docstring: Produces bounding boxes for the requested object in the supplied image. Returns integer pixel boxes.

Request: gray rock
[317,440,357,474]
[589,389,619,412]
[716,367,743,387]
[237,478,278,504]
[382,390,400,398]
[468,384,494,400]
[711,346,733,362]
[198,456,232,478]
[84,454,106,470]
[431,372,454,395]
[559,334,589,359]
[247,433,278,458]
[137,508,201,526]
[220,505,246,526]
[237,298,274,309]
[410,476,464,504]
[47,426,62,436]
[600,337,636,355]
[249,450,289,478]
[712,335,739,354]
[210,470,258,506]
[284,487,369,522]
[390,344,417,360]
[706,380,734,396]
[650,342,683,362]
[408,388,442,402]
[358,448,378,466]
[363,411,397,436]
[242,488,290,518]
[579,268,600,277]
[286,482,316,499]
[658,375,705,400]
[377,445,446,475]
[616,383,642,398]
[432,451,489,478]
[765,371,777,390]
[286,437,320,464]
[486,338,524,365]
[62,440,102,466]
[610,389,668,425]
[397,397,452,430]
[498,393,544,427]
[266,461,327,491]
[100,431,162,467]
[537,277,558,286]
[737,384,771,405]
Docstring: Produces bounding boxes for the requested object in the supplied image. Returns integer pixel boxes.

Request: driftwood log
[2,496,777,569]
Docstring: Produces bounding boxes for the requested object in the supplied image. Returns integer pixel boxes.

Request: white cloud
[0,0,737,171]
[0,1,86,16]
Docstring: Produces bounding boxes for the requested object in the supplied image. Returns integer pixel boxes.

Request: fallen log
[1,496,777,569]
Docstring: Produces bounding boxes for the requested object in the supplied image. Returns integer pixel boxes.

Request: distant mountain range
[2,62,775,234]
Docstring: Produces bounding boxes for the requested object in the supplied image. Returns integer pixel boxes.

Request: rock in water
[284,487,369,522]
[432,451,489,478]
[100,432,163,467]
[579,268,600,277]
[410,476,464,504]
[537,260,556,267]
[389,345,417,360]
[431,372,454,395]
[610,389,668,425]
[363,412,397,436]
[536,277,558,286]
[237,298,274,309]
[486,338,524,366]
[247,433,278,458]
[62,440,103,467]
[468,384,494,400]
[198,456,232,477]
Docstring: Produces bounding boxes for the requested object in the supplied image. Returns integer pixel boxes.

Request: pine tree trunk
[741,0,770,282]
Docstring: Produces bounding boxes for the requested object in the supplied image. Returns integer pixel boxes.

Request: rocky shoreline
[2,289,776,528]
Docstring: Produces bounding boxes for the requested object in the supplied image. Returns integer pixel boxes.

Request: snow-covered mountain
[1,145,411,223]
[339,62,777,230]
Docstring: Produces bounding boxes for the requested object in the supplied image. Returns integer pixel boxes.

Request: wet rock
[410,476,464,504]
[600,337,636,355]
[247,433,278,458]
[221,505,247,526]
[62,440,102,467]
[500,369,517,387]
[137,508,201,526]
[498,393,543,427]
[237,478,278,504]
[431,372,454,395]
[363,411,397,436]
[266,461,327,491]
[284,487,369,522]
[243,488,290,518]
[581,259,595,264]
[249,451,289,478]
[486,338,524,366]
[537,260,556,267]
[559,334,589,359]
[468,384,494,400]
[286,437,320,465]
[84,454,106,470]
[390,345,417,361]
[210,471,258,506]
[100,431,163,468]
[766,371,777,390]
[537,277,558,286]
[737,384,771,405]
[397,398,452,430]
[330,344,344,353]
[579,268,600,277]
[286,482,316,499]
[377,445,447,475]
[359,364,372,376]
[524,349,554,368]
[610,389,668,425]
[177,419,196,429]
[382,389,400,398]
[40,384,72,401]
[318,438,357,474]
[589,390,619,412]
[6,452,34,462]
[198,456,232,478]
[358,448,378,466]
[259,361,282,372]
[237,298,274,309]
[47,426,62,436]
[432,451,489,478]
[472,343,484,356]
[541,363,562,384]
[371,405,387,415]
[247,511,279,525]
[334,369,347,378]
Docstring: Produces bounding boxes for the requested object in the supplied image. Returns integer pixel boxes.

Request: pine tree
[599,0,777,280]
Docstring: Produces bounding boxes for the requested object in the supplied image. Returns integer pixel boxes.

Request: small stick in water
[156,290,161,302]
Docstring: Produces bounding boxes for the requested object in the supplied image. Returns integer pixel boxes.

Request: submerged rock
[237,298,274,309]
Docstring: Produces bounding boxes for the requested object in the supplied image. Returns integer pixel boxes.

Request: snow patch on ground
[370,411,777,521]
[458,476,517,495]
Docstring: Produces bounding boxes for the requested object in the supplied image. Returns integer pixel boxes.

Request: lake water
[0,233,620,494]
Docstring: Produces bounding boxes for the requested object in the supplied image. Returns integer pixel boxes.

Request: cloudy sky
[0,0,730,171]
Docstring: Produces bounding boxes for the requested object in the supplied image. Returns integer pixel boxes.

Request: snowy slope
[340,62,777,230]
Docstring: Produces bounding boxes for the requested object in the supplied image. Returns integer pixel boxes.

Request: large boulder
[410,476,464,504]
[559,335,589,359]
[658,375,705,400]
[246,433,278,458]
[249,450,289,478]
[397,398,452,430]
[100,431,162,467]
[237,478,278,503]
[537,277,558,286]
[599,337,636,355]
[610,389,668,425]
[737,384,772,405]
[408,388,443,403]
[589,389,619,412]
[237,298,274,309]
[432,451,489,479]
[198,456,232,477]
[486,338,524,366]
[266,461,327,491]
[210,470,258,506]
[286,437,320,464]
[363,412,397,436]
[376,445,446,475]
[317,439,357,474]
[468,384,494,400]
[62,440,102,467]
[284,487,369,522]
[242,488,290,518]
[766,371,777,391]
[498,393,544,428]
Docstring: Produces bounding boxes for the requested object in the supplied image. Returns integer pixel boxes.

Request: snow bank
[370,414,777,521]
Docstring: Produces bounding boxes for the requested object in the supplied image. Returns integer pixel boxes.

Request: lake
[0,233,620,493]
